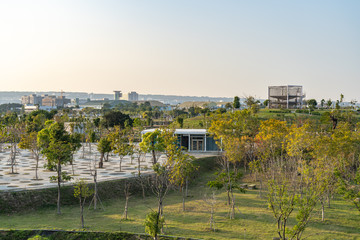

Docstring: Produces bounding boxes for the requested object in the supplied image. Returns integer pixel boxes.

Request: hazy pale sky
[0,0,359,100]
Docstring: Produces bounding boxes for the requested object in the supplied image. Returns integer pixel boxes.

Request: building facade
[21,94,43,105]
[268,85,304,109]
[141,129,220,152]
[114,91,122,100]
[21,94,70,108]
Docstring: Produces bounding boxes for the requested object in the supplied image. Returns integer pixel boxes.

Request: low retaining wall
[0,174,153,213]
[0,156,218,213]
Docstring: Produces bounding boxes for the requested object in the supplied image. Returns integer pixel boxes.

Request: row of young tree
[70,128,199,239]
[0,109,200,239]
[208,108,360,240]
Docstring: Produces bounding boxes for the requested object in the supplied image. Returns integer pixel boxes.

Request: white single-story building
[141,129,221,152]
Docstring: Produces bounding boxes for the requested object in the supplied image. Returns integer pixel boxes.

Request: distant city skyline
[1,1,359,101]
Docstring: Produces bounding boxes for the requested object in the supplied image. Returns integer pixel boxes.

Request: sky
[0,0,359,101]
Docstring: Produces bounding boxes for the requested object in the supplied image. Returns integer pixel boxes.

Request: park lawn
[0,170,359,239]
[170,115,208,129]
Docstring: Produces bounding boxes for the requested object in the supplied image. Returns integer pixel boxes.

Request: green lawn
[1,167,359,240]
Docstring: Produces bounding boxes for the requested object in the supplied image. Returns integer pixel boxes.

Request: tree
[38,121,75,214]
[336,100,340,109]
[262,122,327,240]
[123,181,131,220]
[176,116,184,128]
[0,113,25,174]
[4,120,25,174]
[134,147,144,177]
[267,157,325,240]
[337,169,360,213]
[74,180,93,228]
[233,96,240,109]
[320,99,325,108]
[263,99,269,107]
[97,136,112,168]
[25,110,51,133]
[210,109,259,172]
[326,99,332,109]
[251,119,288,197]
[18,132,41,180]
[109,127,132,172]
[169,152,198,211]
[203,192,217,232]
[306,99,317,109]
[207,160,245,219]
[140,130,165,165]
[145,210,165,240]
[70,132,82,164]
[101,110,133,129]
[245,96,260,113]
[151,163,172,236]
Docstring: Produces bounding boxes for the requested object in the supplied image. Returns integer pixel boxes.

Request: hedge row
[0,230,193,240]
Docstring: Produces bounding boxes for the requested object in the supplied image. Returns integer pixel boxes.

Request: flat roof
[141,129,207,135]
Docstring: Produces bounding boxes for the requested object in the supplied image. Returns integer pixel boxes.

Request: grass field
[1,160,359,240]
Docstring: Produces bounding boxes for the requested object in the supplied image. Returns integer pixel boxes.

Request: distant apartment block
[125,91,139,101]
[21,94,42,105]
[119,91,139,101]
[21,94,70,108]
[42,95,70,107]
[268,85,304,109]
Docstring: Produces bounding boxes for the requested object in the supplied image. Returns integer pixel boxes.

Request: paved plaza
[0,143,167,191]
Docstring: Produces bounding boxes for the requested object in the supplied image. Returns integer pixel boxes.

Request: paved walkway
[0,144,166,192]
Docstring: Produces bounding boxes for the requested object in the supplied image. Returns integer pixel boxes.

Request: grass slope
[0,157,359,239]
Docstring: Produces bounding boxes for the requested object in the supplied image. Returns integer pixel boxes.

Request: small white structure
[141,129,220,152]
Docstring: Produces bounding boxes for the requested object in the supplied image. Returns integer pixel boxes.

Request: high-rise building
[127,91,138,101]
[120,91,139,101]
[114,91,122,100]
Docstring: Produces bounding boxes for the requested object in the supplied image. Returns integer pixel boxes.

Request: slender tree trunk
[57,162,62,215]
[35,153,39,180]
[82,144,85,158]
[182,185,185,212]
[141,178,145,199]
[155,198,162,240]
[10,144,16,174]
[321,200,325,222]
[124,195,129,220]
[185,178,189,197]
[94,173,98,210]
[227,161,235,219]
[80,199,84,228]
[138,156,141,177]
[99,153,104,168]
[119,156,122,172]
[71,156,75,175]
[227,189,230,206]
[152,149,156,165]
